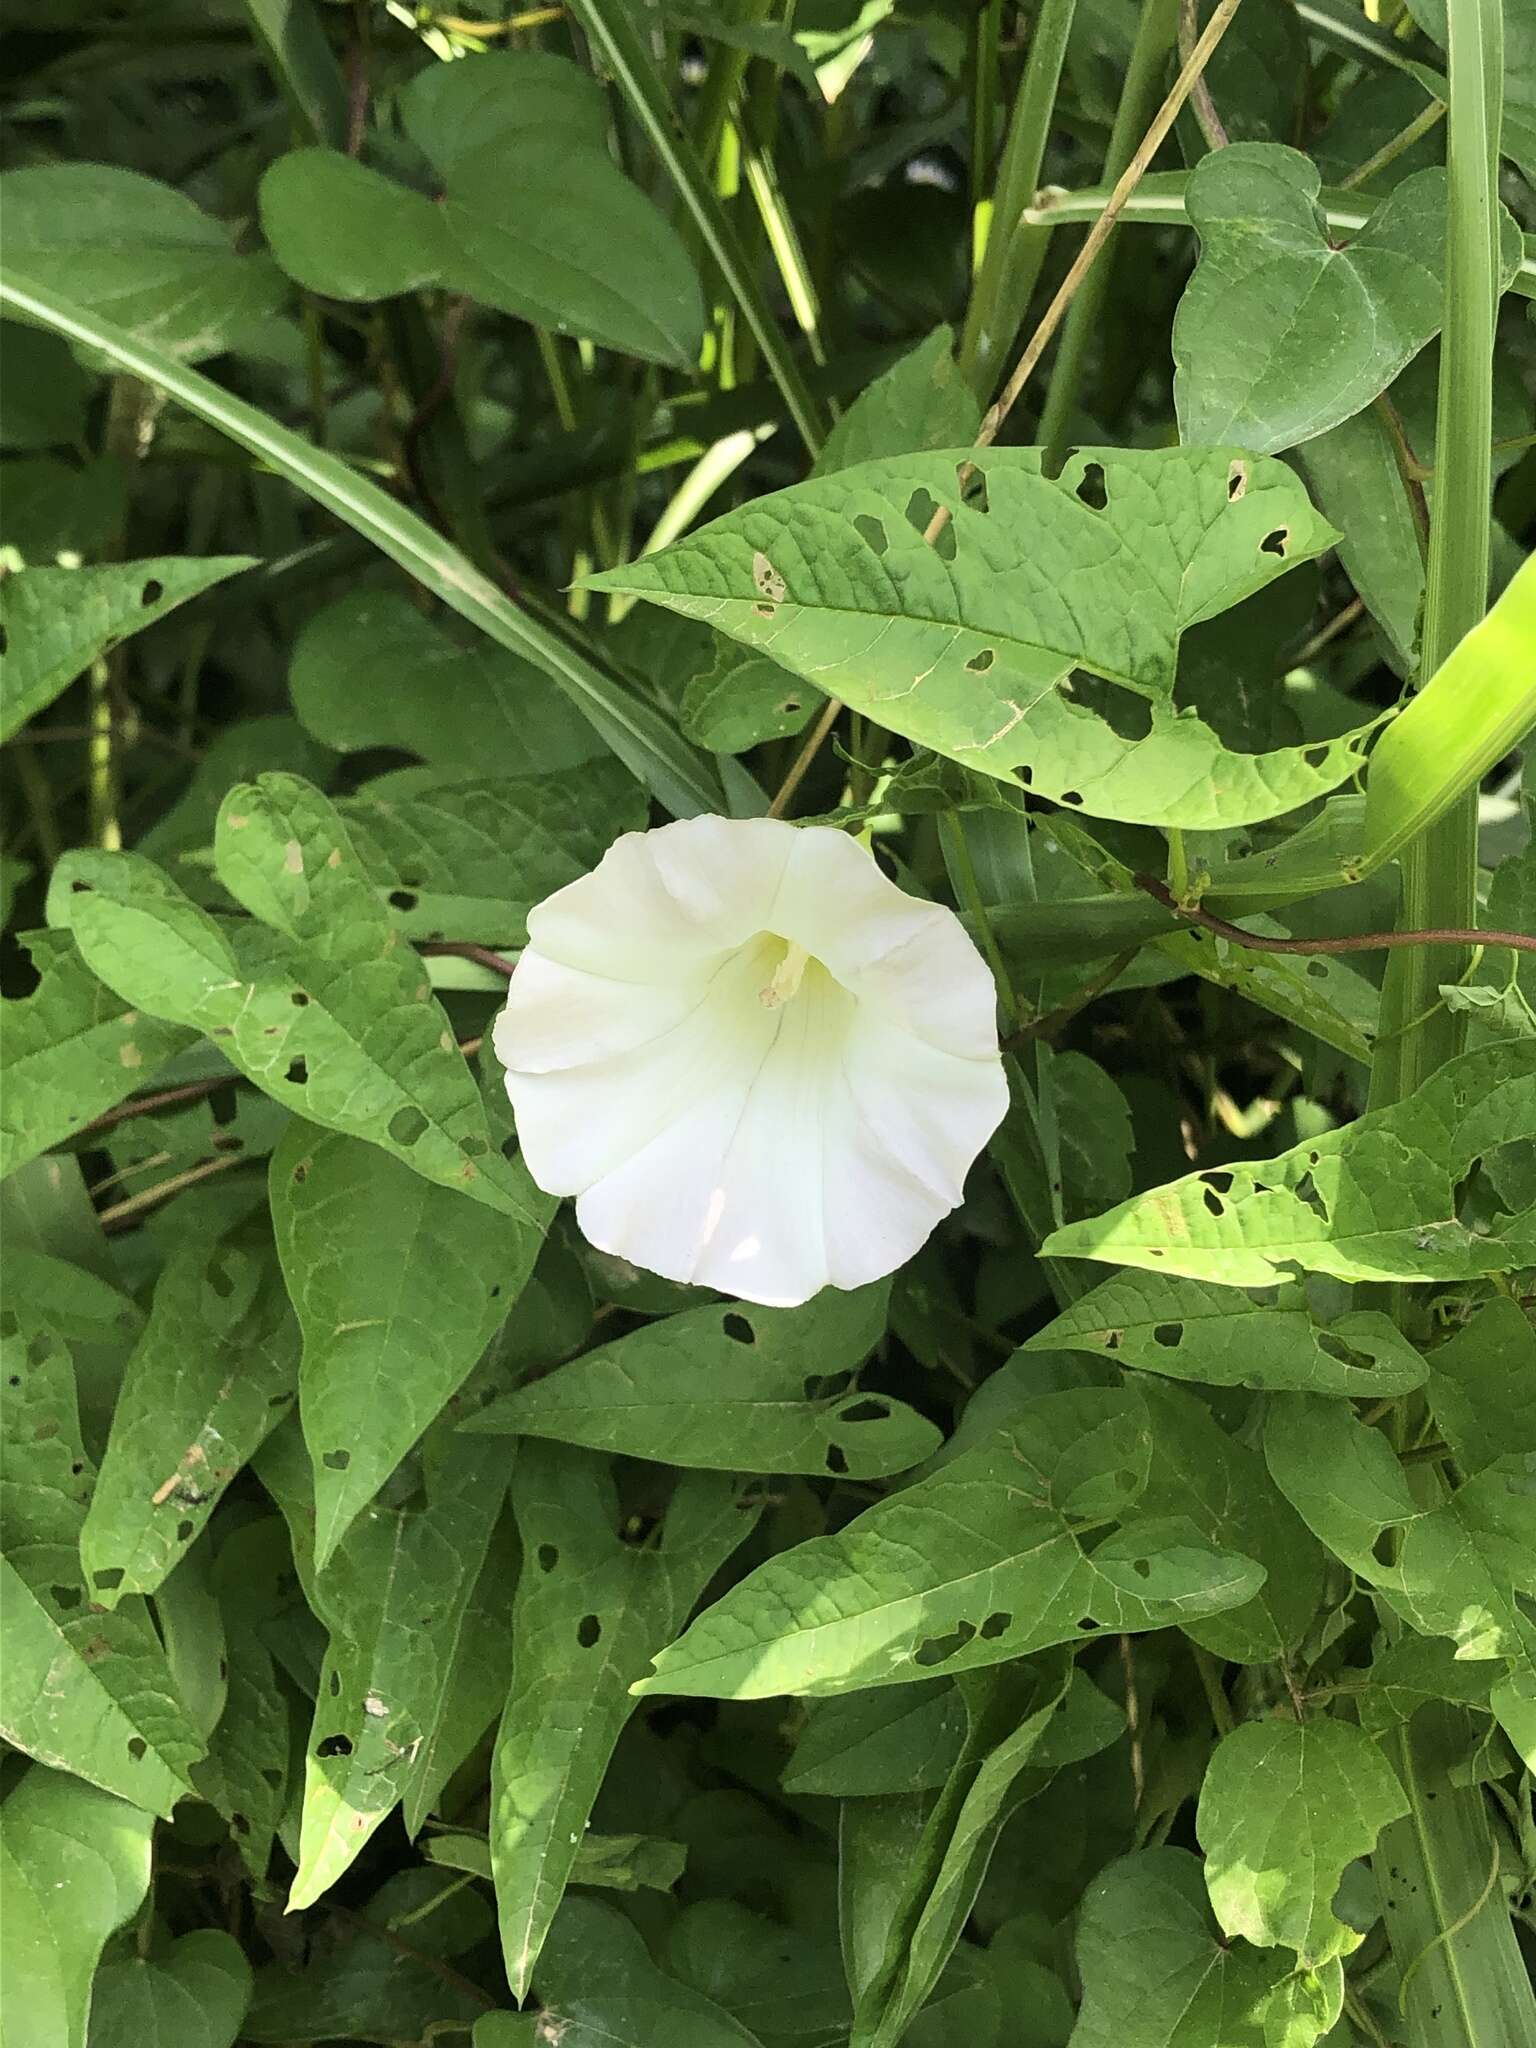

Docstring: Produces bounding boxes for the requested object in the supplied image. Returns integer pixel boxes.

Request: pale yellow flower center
[756,935,815,1009]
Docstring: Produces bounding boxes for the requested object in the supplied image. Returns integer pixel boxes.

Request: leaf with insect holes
[583,445,1365,827]
[1047,1041,1536,1285]
[680,650,820,754]
[465,1284,938,1478]
[340,760,647,946]
[1197,1718,1408,1964]
[79,1218,299,1604]
[0,1765,154,2048]
[635,1389,1266,1701]
[2,1286,204,1813]
[271,1121,550,1568]
[814,327,981,476]
[47,813,536,1222]
[1175,152,1523,454]
[253,1414,510,1912]
[0,929,195,1180]
[490,1444,761,1998]
[1030,1272,1428,1396]
[0,557,253,744]
[1264,1395,1536,1675]
[1072,1849,1344,2048]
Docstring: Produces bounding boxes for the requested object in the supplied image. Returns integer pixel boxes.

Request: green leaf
[0,557,252,744]
[680,650,820,755]
[79,1220,299,1603]
[1135,1382,1327,1666]
[814,326,981,474]
[428,1827,687,1895]
[783,1682,970,1797]
[1197,1719,1408,1965]
[2,1292,205,1812]
[1425,1295,1536,1477]
[342,761,646,946]
[1298,406,1424,673]
[584,445,1362,827]
[86,1931,252,2048]
[1175,150,1521,453]
[467,1284,938,1478]
[48,833,536,1221]
[1031,1272,1428,1396]
[272,1120,546,1565]
[1046,1041,1536,1284]
[188,1576,291,1884]
[1072,1849,1343,2048]
[637,1390,1266,1701]
[260,135,704,367]
[491,1445,761,1996]
[0,930,195,1180]
[850,1660,1074,2048]
[289,590,609,777]
[0,323,95,450]
[668,1900,850,2043]
[283,1425,511,1910]
[1264,1395,1536,1673]
[0,1766,153,2048]
[530,1896,765,2047]
[0,165,284,358]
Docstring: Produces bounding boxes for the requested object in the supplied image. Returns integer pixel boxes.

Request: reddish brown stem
[1136,874,1536,955]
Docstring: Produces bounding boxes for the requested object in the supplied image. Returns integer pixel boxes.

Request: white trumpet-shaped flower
[494,816,1008,1307]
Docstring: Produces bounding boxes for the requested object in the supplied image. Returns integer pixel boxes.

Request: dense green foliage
[1,3,1534,2046]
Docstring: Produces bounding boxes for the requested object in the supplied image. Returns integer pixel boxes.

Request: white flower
[494,816,1008,1307]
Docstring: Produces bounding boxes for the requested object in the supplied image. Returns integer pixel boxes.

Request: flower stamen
[759,938,812,1009]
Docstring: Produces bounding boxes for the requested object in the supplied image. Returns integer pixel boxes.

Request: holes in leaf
[389,1106,428,1147]
[1293,1170,1327,1221]
[1153,1323,1183,1348]
[127,1737,147,1760]
[779,697,803,715]
[1076,1616,1101,1632]
[804,1369,854,1402]
[329,1671,342,1697]
[1227,460,1249,501]
[1304,745,1330,768]
[1315,1333,1363,1370]
[0,626,6,655]
[537,1543,559,1572]
[904,488,956,560]
[1130,1555,1151,1579]
[261,1767,283,1789]
[176,1519,195,1541]
[1371,1527,1397,1569]
[576,1613,602,1649]
[285,1056,308,1087]
[51,1584,82,1610]
[854,514,889,556]
[94,1568,124,1592]
[1075,462,1108,511]
[958,464,989,514]
[722,1312,755,1346]
[1260,528,1289,557]
[1202,1187,1225,1217]
[1059,790,1083,807]
[207,1254,238,1300]
[1103,1330,1122,1352]
[978,1611,1010,1640]
[1306,959,1329,979]
[230,1812,250,1836]
[914,1619,977,1666]
[140,578,164,607]
[316,1733,354,1759]
[1200,1171,1233,1195]
[825,1443,849,1475]
[322,1449,350,1471]
[965,649,995,674]
[27,1331,55,1365]
[388,890,418,912]
[838,1398,891,1424]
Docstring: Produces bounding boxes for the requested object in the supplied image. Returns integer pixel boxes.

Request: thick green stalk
[1363,6,1533,2042]
[566,0,826,457]
[1368,0,1503,1108]
[957,0,1080,398]
[1036,0,1178,465]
